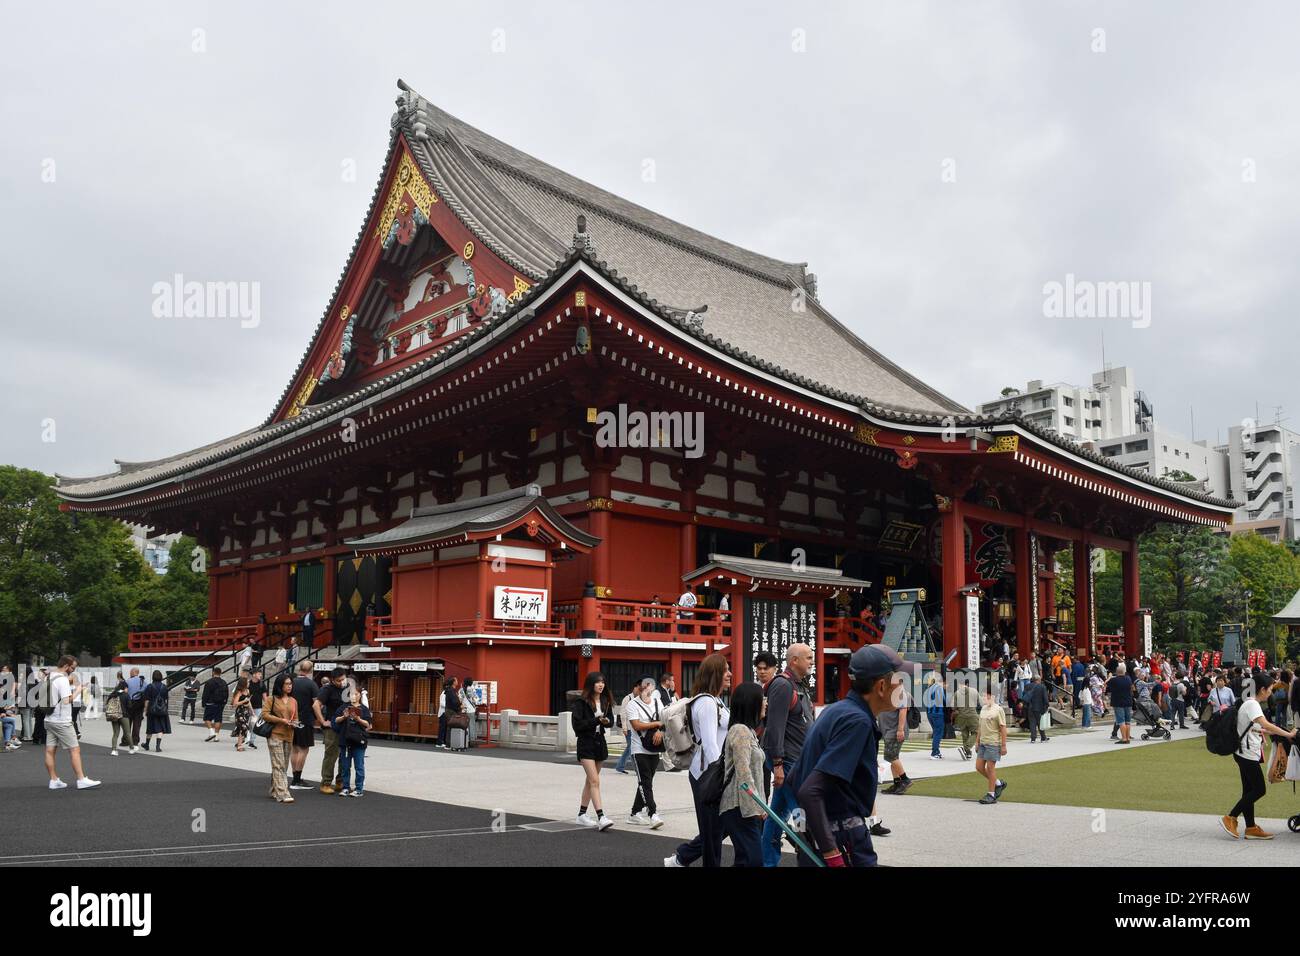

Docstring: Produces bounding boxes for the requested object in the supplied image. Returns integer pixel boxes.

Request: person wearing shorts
[975,690,1006,805]
[289,661,324,790]
[879,675,912,795]
[1107,663,1135,745]
[42,656,100,791]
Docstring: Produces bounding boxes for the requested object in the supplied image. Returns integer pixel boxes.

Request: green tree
[0,466,153,667]
[1226,532,1300,658]
[131,536,209,633]
[1139,525,1236,650]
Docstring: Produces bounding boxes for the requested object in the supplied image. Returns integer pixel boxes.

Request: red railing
[1056,631,1124,655]
[126,625,257,654]
[592,600,732,643]
[821,616,883,648]
[373,617,564,640]
[126,612,332,654]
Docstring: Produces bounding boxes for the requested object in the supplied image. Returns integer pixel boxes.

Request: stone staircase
[163,642,364,723]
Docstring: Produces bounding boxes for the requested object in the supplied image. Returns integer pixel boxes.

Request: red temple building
[57,80,1237,733]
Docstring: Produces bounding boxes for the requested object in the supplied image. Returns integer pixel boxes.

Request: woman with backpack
[625,677,666,828]
[570,671,615,831]
[665,653,732,868]
[141,670,171,752]
[718,681,767,866]
[1220,679,1296,840]
[105,674,133,757]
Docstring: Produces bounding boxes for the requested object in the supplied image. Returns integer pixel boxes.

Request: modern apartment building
[975,367,1229,497]
[1217,422,1299,542]
[127,524,182,574]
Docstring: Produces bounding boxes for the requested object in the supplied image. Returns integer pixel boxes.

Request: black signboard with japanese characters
[743,597,817,689]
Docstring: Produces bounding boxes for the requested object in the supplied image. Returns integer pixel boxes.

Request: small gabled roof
[345,484,600,556]
[684,553,871,594]
[1273,588,1300,626]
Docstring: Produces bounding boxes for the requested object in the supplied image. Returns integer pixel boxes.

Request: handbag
[1039,713,1050,731]
[253,698,279,739]
[446,712,470,730]
[1269,745,1288,784]
[1284,745,1300,783]
[631,699,665,753]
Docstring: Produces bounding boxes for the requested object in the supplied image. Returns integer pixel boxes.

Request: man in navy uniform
[786,644,904,867]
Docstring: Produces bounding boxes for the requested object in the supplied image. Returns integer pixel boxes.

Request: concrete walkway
[66,717,1296,865]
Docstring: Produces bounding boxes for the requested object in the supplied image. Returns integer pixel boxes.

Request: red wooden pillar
[1122,540,1141,657]
[589,466,613,592]
[1014,525,1033,658]
[680,485,699,580]
[476,541,490,629]
[1073,539,1094,658]
[940,499,965,666]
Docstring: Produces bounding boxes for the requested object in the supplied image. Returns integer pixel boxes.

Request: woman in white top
[1209,675,1235,713]
[665,653,731,868]
[1221,678,1295,840]
[1014,659,1033,698]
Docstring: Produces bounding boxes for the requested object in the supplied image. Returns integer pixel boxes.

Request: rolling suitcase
[449,726,469,751]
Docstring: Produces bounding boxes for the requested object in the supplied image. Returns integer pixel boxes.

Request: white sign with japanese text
[494,586,548,622]
[965,594,981,667]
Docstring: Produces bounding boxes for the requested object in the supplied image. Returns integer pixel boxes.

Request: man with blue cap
[784,643,906,867]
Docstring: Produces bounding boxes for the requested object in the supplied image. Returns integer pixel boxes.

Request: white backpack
[660,694,719,771]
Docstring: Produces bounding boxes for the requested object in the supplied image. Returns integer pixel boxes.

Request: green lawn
[908,737,1300,818]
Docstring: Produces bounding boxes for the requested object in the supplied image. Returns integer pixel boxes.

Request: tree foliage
[1139,525,1235,649]
[131,536,209,633]
[1226,532,1300,657]
[0,466,210,669]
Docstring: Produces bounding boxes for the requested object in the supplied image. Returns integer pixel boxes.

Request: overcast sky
[3,0,1297,481]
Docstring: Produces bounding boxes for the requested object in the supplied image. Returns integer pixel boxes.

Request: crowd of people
[10,631,1300,862]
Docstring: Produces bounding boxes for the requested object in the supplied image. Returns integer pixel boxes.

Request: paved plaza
[4,717,1294,867]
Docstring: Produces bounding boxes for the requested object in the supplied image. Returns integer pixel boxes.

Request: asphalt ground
[1,740,756,867]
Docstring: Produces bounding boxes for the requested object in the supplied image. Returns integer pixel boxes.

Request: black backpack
[1204,701,1249,756]
[148,688,168,717]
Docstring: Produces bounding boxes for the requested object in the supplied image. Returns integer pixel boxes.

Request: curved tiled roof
[55,83,1239,515]
[56,246,1238,513]
[394,82,965,416]
[346,483,600,553]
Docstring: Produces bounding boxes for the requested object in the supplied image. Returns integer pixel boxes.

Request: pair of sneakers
[628,809,665,829]
[1220,816,1273,840]
[883,777,912,795]
[338,788,365,797]
[50,778,100,790]
[577,811,614,831]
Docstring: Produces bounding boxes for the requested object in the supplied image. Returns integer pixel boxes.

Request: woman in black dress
[570,671,615,831]
[142,670,171,752]
[232,677,252,752]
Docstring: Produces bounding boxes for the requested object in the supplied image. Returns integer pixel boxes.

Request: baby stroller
[1134,695,1173,740]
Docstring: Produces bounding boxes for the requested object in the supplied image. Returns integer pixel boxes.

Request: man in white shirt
[42,656,100,790]
[676,587,697,634]
[1220,678,1295,840]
